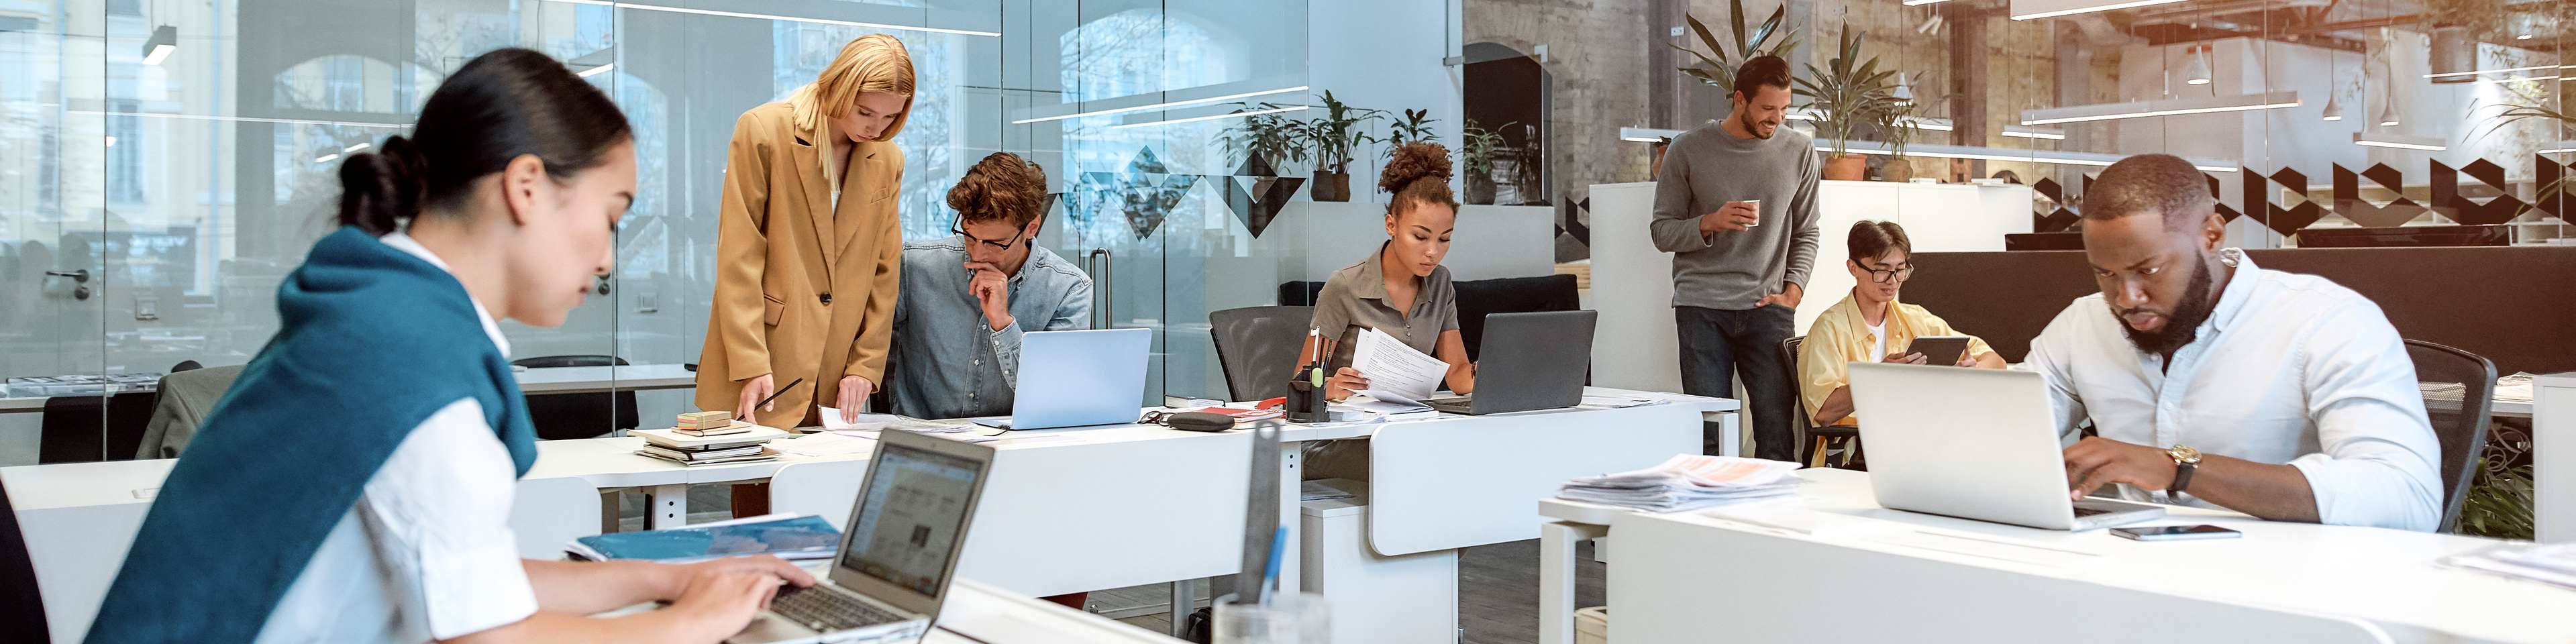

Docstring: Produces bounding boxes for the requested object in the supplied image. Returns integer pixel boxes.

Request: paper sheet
[1347,327,1447,402]
[768,431,874,457]
[1580,394,1665,408]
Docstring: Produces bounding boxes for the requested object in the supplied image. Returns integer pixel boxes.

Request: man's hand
[733,374,775,421]
[1881,352,1927,365]
[965,262,1013,331]
[1755,282,1803,309]
[1697,201,1760,233]
[2063,436,2177,500]
[835,375,871,423]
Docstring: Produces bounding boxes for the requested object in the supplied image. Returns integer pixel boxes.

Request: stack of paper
[632,426,788,466]
[817,407,976,432]
[2442,542,2576,590]
[2497,372,2538,402]
[1349,327,1447,403]
[1556,454,1803,512]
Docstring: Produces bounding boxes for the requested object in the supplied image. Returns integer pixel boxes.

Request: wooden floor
[1096,538,1607,644]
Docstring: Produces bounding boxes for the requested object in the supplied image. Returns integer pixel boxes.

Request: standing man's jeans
[1676,305,1798,460]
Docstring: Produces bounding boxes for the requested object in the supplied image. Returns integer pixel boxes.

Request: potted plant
[1382,108,1440,150]
[1673,0,1804,97]
[1220,101,1307,176]
[1298,91,1385,202]
[1790,25,1901,181]
[1871,80,1928,182]
[1460,118,1510,205]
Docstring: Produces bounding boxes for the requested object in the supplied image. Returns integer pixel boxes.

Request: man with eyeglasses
[1796,221,2004,429]
[884,152,1094,421]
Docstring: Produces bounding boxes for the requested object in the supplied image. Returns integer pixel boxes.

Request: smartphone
[1903,335,1972,366]
[2110,525,2242,541]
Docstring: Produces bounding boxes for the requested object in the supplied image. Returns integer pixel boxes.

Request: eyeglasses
[952,219,1027,251]
[1863,265,1916,284]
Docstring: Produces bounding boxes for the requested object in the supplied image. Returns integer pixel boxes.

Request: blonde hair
[790,34,916,140]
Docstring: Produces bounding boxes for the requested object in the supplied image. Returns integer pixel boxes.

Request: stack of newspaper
[1557,455,1804,512]
[2441,542,2576,590]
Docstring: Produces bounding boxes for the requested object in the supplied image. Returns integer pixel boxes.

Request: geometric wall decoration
[2332,163,2426,229]
[2431,158,2524,226]
[2243,166,2324,235]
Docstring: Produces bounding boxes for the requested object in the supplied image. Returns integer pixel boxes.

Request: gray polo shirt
[1648,120,1822,310]
[1309,243,1458,369]
[885,236,1093,419]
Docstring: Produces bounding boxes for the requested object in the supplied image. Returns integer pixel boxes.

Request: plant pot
[1310,170,1351,202]
[1823,154,1868,181]
[1879,156,1914,183]
[1465,174,1497,205]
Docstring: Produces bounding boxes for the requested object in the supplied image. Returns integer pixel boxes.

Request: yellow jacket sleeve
[843,149,905,386]
[711,111,775,382]
[1798,320,1855,427]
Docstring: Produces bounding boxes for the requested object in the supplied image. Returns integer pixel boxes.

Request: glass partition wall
[0,0,1310,464]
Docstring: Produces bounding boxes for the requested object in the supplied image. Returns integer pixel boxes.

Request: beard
[1737,109,1775,140]
[2114,259,2216,358]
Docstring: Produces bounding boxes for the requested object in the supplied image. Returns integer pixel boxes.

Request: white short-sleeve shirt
[251,232,537,643]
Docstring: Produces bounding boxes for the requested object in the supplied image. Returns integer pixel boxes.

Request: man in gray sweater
[1649,55,1821,460]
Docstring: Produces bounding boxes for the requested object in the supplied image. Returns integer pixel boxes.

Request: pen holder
[1286,380,1321,423]
[1214,592,1331,644]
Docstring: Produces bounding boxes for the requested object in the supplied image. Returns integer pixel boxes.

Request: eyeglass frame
[951,215,1031,251]
[1861,264,1916,284]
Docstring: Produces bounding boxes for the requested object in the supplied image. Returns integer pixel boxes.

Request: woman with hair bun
[87,48,809,644]
[1304,142,1478,401]
[699,33,916,431]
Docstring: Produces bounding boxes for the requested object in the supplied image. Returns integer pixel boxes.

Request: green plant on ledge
[1382,108,1441,156]
[1220,102,1308,175]
[1674,0,1804,95]
[1300,91,1386,177]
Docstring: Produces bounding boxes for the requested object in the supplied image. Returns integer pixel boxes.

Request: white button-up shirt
[2024,248,2441,531]
[252,232,539,643]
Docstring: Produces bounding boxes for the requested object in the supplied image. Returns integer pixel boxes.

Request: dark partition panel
[1906,247,2576,376]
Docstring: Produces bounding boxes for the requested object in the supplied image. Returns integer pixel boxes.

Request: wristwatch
[2165,444,2203,498]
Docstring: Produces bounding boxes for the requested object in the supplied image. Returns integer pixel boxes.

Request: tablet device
[1904,335,1972,366]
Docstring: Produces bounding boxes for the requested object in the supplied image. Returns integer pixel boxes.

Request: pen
[741,377,804,420]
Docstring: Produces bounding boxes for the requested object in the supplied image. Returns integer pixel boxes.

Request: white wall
[1308,0,1465,201]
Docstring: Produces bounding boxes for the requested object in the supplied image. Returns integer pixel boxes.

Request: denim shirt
[886,236,1093,419]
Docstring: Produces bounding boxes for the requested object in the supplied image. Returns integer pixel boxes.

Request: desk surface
[1603,468,2576,644]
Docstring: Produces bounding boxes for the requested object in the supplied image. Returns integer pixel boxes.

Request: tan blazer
[696,100,904,428]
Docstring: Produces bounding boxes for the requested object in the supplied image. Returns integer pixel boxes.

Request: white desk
[2537,373,2576,543]
[1543,468,2576,644]
[0,363,700,414]
[933,578,1190,643]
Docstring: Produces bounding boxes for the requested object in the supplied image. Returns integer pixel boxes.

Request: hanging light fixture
[2182,45,2212,85]
[141,25,176,65]
[2321,93,2344,121]
[2375,101,2400,127]
[1892,72,1914,104]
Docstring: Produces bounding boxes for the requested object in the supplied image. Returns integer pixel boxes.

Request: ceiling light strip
[2010,0,2189,21]
[551,0,1001,37]
[1111,105,1307,129]
[2353,132,2446,151]
[2423,64,2563,79]
[2021,92,2300,125]
[69,110,409,129]
[1013,86,1309,125]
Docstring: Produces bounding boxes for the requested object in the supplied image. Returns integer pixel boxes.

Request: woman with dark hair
[1304,142,1478,401]
[86,48,809,644]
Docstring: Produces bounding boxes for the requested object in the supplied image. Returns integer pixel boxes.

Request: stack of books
[674,410,746,436]
[631,425,788,467]
[1556,455,1802,512]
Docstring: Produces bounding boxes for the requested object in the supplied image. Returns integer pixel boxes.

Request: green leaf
[1749,5,1785,57]
[1729,0,1749,60]
[1686,15,1730,66]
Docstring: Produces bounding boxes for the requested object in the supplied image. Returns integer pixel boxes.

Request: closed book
[638,443,766,460]
[1184,406,1284,422]
[672,423,750,436]
[567,513,839,563]
[640,435,770,451]
[634,426,790,449]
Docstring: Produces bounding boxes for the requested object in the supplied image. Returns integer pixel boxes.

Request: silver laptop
[730,428,996,643]
[1845,362,2165,531]
[1424,310,1596,415]
[972,327,1151,430]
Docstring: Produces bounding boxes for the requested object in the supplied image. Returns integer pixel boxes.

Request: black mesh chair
[38,391,155,464]
[1208,306,1317,403]
[1452,274,1580,362]
[1782,336,1861,469]
[513,355,641,440]
[2404,339,2495,534]
[1277,281,1327,307]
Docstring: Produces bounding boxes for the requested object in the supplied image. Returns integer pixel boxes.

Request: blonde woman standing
[699,34,914,430]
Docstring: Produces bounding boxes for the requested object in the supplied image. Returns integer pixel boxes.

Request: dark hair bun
[336,136,426,235]
[1380,142,1453,194]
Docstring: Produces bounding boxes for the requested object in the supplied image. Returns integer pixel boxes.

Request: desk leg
[601,490,623,533]
[1168,577,1202,637]
[1539,521,1610,644]
[1277,443,1303,594]
[646,483,690,529]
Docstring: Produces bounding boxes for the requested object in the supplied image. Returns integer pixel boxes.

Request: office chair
[38,391,155,464]
[0,477,50,643]
[1782,336,1861,470]
[1276,281,1327,307]
[1208,306,1317,403]
[513,355,641,440]
[2403,339,2495,534]
[1452,274,1580,362]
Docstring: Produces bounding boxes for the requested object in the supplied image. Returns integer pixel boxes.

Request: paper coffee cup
[1743,199,1761,227]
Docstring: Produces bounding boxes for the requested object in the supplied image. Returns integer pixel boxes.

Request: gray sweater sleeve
[1648,141,1712,254]
[1782,148,1822,292]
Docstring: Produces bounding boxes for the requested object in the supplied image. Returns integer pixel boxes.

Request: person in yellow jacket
[1798,220,2006,429]
[698,34,913,429]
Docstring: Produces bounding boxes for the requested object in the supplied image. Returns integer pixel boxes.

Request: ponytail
[335,136,427,235]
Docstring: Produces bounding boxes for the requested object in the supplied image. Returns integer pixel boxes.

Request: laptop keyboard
[769,585,904,633]
[2072,506,2110,517]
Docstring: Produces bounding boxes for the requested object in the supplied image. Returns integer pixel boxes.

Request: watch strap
[2168,460,2196,498]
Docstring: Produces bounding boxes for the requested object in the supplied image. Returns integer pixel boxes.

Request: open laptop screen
[840,442,982,597]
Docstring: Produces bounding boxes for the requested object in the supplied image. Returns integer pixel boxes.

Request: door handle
[1087,248,1111,330]
[45,269,90,301]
